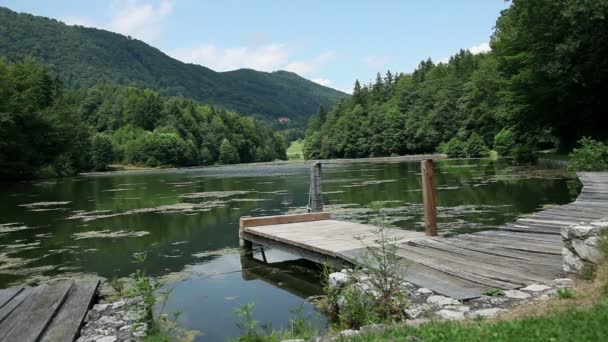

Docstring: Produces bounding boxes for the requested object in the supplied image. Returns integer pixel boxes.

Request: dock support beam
[309,162,323,212]
[421,159,438,236]
[239,218,253,250]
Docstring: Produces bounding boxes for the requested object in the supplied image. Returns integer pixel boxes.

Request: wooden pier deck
[0,279,99,341]
[240,172,608,300]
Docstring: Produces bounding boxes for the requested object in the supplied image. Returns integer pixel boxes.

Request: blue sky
[0,0,509,93]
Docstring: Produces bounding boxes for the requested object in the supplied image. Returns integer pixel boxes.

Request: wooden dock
[0,279,99,341]
[240,172,608,300]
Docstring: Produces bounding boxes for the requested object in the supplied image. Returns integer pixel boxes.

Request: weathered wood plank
[0,287,34,325]
[0,288,22,310]
[421,159,438,236]
[41,280,100,342]
[2,280,72,342]
[0,285,46,339]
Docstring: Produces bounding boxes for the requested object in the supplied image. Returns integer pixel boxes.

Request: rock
[97,315,125,328]
[404,304,429,319]
[591,221,608,227]
[281,339,305,342]
[96,337,117,342]
[416,288,433,294]
[470,308,506,318]
[443,305,469,313]
[504,290,531,299]
[92,304,110,312]
[328,272,348,289]
[359,323,385,332]
[405,318,430,326]
[552,278,574,287]
[111,299,126,309]
[563,247,584,273]
[569,225,596,238]
[436,309,465,320]
[560,227,569,239]
[340,329,360,337]
[426,295,459,306]
[572,239,602,262]
[521,284,551,292]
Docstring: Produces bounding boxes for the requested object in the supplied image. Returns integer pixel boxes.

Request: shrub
[512,144,538,164]
[483,288,505,297]
[439,138,467,158]
[567,137,608,172]
[466,133,489,158]
[90,133,114,171]
[557,288,574,299]
[494,128,516,156]
[125,131,196,166]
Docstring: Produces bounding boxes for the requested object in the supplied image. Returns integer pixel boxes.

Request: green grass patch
[287,139,304,160]
[347,299,608,342]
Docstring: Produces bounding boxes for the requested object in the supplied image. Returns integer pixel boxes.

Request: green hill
[0,6,348,120]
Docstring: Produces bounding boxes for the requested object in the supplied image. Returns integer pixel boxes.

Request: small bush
[439,138,467,158]
[493,128,516,156]
[466,133,489,158]
[567,137,608,172]
[91,133,114,171]
[512,144,538,164]
[483,288,505,297]
[557,288,574,299]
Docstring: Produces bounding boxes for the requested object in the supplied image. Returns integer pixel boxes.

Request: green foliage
[465,133,489,158]
[286,139,304,160]
[90,133,113,171]
[0,7,347,122]
[493,128,516,156]
[557,288,574,299]
[219,138,240,164]
[567,137,608,172]
[512,144,538,165]
[483,288,505,297]
[439,138,467,158]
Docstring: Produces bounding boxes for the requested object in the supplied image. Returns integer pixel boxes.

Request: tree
[91,133,114,171]
[219,138,240,164]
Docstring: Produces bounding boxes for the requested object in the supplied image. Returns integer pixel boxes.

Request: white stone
[569,225,596,238]
[443,305,470,313]
[470,308,506,318]
[340,329,360,337]
[92,304,110,312]
[111,299,126,309]
[436,309,465,320]
[281,339,305,342]
[504,290,531,299]
[591,221,608,227]
[521,284,551,292]
[328,272,348,289]
[573,239,602,262]
[560,227,570,240]
[95,337,117,342]
[360,323,385,332]
[404,304,429,319]
[552,278,574,287]
[96,315,125,327]
[427,295,460,306]
[562,247,584,273]
[417,288,433,294]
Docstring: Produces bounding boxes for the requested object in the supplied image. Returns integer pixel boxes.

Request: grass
[287,140,304,160]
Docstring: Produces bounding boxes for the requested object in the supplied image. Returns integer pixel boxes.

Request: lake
[0,159,578,340]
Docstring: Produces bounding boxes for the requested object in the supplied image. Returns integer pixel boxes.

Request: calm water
[0,159,578,340]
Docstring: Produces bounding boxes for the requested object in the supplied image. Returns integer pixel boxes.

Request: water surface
[0,159,578,340]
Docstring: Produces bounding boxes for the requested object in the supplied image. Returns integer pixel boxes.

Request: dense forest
[303,0,608,160]
[0,6,347,122]
[0,58,287,180]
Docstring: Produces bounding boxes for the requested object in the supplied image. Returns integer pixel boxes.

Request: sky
[0,0,509,93]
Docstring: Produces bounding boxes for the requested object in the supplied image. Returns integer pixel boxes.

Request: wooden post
[309,162,323,212]
[239,217,253,250]
[421,159,438,236]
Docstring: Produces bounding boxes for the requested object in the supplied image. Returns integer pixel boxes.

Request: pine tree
[219,138,240,164]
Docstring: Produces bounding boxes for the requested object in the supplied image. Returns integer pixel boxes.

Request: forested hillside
[0,58,286,180]
[0,6,347,121]
[304,0,608,160]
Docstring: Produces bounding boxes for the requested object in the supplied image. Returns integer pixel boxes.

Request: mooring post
[421,159,438,236]
[239,217,253,250]
[309,162,323,212]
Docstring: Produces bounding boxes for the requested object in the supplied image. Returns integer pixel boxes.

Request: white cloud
[311,78,332,86]
[340,87,353,94]
[61,0,174,45]
[284,51,336,75]
[469,41,491,54]
[172,44,335,77]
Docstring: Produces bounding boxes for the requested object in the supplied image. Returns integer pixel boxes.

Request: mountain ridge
[0,6,348,120]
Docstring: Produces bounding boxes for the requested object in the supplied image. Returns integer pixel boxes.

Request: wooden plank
[435,239,561,264]
[309,162,323,212]
[241,213,331,229]
[41,280,100,342]
[317,154,448,165]
[0,288,23,310]
[0,285,46,338]
[421,159,438,236]
[337,247,488,300]
[2,280,73,342]
[0,287,34,325]
[454,235,561,255]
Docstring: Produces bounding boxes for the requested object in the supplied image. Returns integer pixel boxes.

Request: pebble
[443,305,470,313]
[521,284,551,292]
[504,290,531,299]
[95,337,117,342]
[416,288,433,294]
[436,309,465,320]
